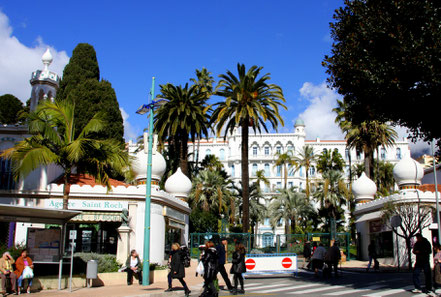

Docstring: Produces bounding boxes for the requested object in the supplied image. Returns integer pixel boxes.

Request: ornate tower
[29,49,60,111]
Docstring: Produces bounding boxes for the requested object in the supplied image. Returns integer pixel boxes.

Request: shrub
[74,253,121,273]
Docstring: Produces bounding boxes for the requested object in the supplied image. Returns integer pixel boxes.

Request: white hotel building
[188,120,411,237]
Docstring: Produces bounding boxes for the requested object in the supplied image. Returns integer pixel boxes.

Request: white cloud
[0,11,69,102]
[297,82,343,140]
[297,81,430,156]
[120,107,139,142]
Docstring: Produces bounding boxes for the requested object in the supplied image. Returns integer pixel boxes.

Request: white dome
[165,168,192,199]
[352,172,377,203]
[132,150,166,182]
[42,48,53,69]
[393,156,424,188]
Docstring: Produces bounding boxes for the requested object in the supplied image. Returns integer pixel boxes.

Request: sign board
[44,199,128,211]
[244,254,297,276]
[69,230,77,240]
[312,237,320,241]
[27,228,61,262]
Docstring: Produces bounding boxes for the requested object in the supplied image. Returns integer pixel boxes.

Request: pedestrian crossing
[236,281,420,296]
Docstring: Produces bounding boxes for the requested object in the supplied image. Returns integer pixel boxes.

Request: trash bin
[86,260,98,287]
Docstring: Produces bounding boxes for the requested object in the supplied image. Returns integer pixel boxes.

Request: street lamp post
[135,77,168,286]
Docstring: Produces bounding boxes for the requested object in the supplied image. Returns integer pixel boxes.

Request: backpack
[181,245,191,268]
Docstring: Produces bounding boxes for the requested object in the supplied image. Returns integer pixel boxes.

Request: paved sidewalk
[30,260,399,297]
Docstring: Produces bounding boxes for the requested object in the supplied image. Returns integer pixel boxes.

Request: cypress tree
[57,43,124,142]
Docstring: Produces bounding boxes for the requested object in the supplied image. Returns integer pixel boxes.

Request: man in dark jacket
[412,233,432,293]
[216,238,233,292]
[324,241,341,278]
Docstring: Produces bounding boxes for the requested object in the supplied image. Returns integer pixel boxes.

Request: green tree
[212,63,286,233]
[1,100,129,209]
[323,0,441,143]
[269,188,312,234]
[154,83,211,178]
[0,94,24,124]
[57,43,124,142]
[292,145,317,199]
[317,148,345,174]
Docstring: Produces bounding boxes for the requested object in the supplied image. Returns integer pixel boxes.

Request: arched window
[252,146,258,157]
[381,147,386,160]
[219,149,225,161]
[252,164,258,176]
[276,165,282,177]
[264,146,270,156]
[276,146,282,154]
[396,148,402,160]
[264,163,270,177]
[230,165,235,177]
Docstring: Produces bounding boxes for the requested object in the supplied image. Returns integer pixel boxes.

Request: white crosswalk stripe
[324,284,388,296]
[362,285,414,296]
[245,283,288,291]
[290,285,346,294]
[254,283,317,293]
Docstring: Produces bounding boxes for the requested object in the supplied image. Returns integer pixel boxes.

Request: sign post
[69,230,77,292]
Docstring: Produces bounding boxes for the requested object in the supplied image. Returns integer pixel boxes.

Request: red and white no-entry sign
[281,257,292,268]
[245,258,256,270]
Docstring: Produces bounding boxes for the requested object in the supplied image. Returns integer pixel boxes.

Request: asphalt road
[193,268,438,297]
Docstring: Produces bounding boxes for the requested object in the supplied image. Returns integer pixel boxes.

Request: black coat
[230,251,246,274]
[170,250,185,279]
[201,247,218,280]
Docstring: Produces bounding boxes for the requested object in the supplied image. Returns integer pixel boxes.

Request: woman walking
[165,243,190,297]
[200,241,218,297]
[231,243,246,295]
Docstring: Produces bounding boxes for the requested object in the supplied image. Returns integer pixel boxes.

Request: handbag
[22,266,34,279]
[196,261,204,276]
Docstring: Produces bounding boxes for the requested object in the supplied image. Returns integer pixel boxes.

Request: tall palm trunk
[63,171,71,210]
[241,119,250,233]
[179,132,190,177]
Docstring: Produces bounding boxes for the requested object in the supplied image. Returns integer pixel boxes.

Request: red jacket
[14,256,33,277]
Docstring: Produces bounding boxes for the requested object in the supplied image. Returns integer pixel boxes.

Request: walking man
[216,237,233,292]
[324,241,341,278]
[412,233,432,293]
[366,241,379,272]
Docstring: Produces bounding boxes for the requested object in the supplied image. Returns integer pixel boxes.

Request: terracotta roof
[54,174,130,188]
[419,184,441,193]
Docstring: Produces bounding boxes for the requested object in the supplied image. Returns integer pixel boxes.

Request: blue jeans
[18,275,33,288]
[413,263,432,290]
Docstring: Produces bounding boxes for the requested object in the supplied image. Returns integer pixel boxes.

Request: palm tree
[268,188,312,234]
[1,100,129,209]
[253,169,270,191]
[274,152,296,188]
[333,99,398,179]
[317,148,345,174]
[190,68,215,168]
[212,63,286,233]
[154,83,211,177]
[189,169,233,216]
[292,145,317,199]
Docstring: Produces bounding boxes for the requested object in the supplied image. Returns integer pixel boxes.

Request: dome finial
[352,172,377,204]
[42,48,53,72]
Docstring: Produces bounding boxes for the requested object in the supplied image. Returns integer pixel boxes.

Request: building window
[264,163,270,177]
[396,148,402,160]
[262,232,274,248]
[288,181,293,189]
[252,164,258,176]
[345,149,350,161]
[380,148,386,160]
[264,218,270,226]
[205,149,211,157]
[356,150,362,161]
[288,164,294,177]
[253,146,258,157]
[276,146,282,154]
[0,158,15,190]
[276,182,282,189]
[231,165,235,177]
[299,166,303,177]
[219,149,225,161]
[264,146,270,156]
[309,166,315,177]
[276,165,282,177]
[287,146,294,156]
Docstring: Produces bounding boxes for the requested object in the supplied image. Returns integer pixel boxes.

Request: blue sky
[0,1,427,153]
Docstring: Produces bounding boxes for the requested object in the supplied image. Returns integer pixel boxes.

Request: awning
[0,204,81,225]
[355,211,382,223]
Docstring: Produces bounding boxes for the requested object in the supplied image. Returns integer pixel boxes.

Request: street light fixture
[135,77,168,286]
